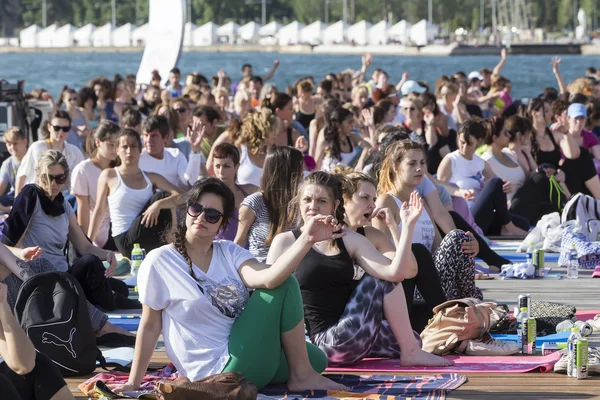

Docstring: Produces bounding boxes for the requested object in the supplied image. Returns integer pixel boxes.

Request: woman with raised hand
[109,178,346,393]
[268,171,452,367]
[89,129,182,259]
[235,146,304,262]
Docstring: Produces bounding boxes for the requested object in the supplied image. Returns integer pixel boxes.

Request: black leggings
[114,191,173,259]
[402,244,447,331]
[510,172,563,226]
[0,353,67,400]
[447,210,510,268]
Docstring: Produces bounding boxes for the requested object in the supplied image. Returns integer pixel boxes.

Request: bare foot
[287,372,348,393]
[399,347,454,367]
[96,321,135,337]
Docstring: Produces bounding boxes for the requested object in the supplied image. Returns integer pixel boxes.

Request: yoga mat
[575,310,600,321]
[492,331,570,345]
[108,317,140,332]
[477,252,560,263]
[326,352,561,374]
[258,373,467,400]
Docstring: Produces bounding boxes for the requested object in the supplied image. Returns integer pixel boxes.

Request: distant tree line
[1,0,598,37]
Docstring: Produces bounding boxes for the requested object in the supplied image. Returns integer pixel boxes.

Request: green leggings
[222,276,327,389]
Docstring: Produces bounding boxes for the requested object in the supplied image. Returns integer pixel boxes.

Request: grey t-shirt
[0,156,20,196]
[22,196,74,272]
[241,193,271,263]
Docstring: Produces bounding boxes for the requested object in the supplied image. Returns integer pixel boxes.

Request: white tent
[20,24,40,48]
[388,19,411,44]
[192,22,218,46]
[259,21,282,37]
[92,23,114,47]
[36,23,58,48]
[347,20,371,45]
[300,20,326,45]
[323,20,348,45]
[368,20,390,45]
[132,23,149,46]
[183,22,197,46]
[53,24,76,47]
[409,19,437,46]
[113,23,135,47]
[278,21,305,45]
[216,21,239,44]
[73,23,95,47]
[238,21,261,43]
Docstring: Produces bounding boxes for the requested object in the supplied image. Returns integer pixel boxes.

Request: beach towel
[258,373,467,400]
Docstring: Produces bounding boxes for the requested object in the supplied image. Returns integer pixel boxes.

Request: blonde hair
[35,150,70,190]
[568,77,594,96]
[3,126,27,142]
[351,85,368,99]
[377,140,425,195]
[233,108,279,154]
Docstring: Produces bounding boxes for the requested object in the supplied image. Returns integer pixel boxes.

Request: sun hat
[568,103,587,119]
[400,80,426,96]
[468,71,484,81]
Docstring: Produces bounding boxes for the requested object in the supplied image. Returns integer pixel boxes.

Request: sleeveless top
[447,150,485,203]
[295,111,316,130]
[215,185,249,244]
[237,145,263,187]
[292,229,359,339]
[482,150,526,201]
[322,136,358,172]
[108,169,153,236]
[388,193,435,252]
[534,128,561,169]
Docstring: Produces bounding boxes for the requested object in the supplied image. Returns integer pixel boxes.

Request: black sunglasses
[52,125,71,132]
[46,173,67,184]
[187,203,223,224]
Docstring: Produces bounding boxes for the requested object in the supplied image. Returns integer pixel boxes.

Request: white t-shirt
[139,148,203,190]
[137,241,255,381]
[16,140,85,187]
[71,159,110,247]
[481,149,526,202]
[388,194,436,252]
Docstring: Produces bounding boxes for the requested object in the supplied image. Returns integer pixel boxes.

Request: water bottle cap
[133,243,140,248]
[520,307,528,312]
[571,327,580,332]
[529,241,535,245]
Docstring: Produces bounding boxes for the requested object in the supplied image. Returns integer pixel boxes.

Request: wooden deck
[68,262,600,399]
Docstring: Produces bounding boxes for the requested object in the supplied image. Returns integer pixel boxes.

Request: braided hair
[168,178,235,281]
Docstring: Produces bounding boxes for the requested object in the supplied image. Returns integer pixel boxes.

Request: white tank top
[447,150,485,205]
[108,169,153,236]
[237,145,263,187]
[481,150,525,201]
[322,136,359,171]
[388,193,436,252]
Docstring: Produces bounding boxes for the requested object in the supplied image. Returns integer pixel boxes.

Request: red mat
[325,352,561,374]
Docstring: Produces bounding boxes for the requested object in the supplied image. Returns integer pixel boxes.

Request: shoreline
[1,43,598,56]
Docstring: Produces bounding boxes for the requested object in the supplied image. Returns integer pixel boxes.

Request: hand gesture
[76,125,91,138]
[273,59,280,69]
[549,121,567,135]
[399,191,423,227]
[462,232,479,258]
[294,135,309,152]
[141,202,162,228]
[457,189,476,201]
[105,252,117,278]
[402,72,409,81]
[551,56,561,71]
[362,53,373,67]
[187,120,206,153]
[541,166,556,178]
[424,112,435,126]
[21,246,42,261]
[361,108,374,128]
[304,215,345,243]
[371,207,396,227]
[502,180,513,194]
[217,69,226,80]
[0,282,8,304]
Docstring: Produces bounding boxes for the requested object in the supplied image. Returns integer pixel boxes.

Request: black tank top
[295,111,316,130]
[292,229,358,339]
[534,127,561,168]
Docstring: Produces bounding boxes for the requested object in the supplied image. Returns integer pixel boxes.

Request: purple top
[215,185,249,248]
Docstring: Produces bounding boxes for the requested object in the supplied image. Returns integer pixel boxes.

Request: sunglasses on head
[45,173,67,184]
[187,203,223,224]
[52,125,71,132]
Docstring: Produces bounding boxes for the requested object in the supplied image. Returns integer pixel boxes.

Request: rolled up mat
[491,331,570,345]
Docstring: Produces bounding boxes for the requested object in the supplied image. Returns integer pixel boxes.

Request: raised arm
[492,48,507,77]
[262,60,280,82]
[551,57,568,96]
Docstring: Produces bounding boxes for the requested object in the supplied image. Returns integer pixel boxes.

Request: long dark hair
[324,107,353,161]
[170,178,235,281]
[261,146,305,244]
[87,120,119,157]
[526,97,556,164]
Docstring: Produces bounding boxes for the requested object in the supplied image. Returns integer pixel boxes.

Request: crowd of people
[1,51,600,397]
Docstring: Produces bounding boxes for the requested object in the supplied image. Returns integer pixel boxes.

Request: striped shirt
[241,193,272,263]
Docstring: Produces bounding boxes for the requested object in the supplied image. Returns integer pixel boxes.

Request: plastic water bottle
[526,242,535,268]
[131,243,144,272]
[517,307,528,351]
[567,327,583,377]
[567,244,579,279]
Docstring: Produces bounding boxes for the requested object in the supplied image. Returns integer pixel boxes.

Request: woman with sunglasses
[14,110,84,196]
[109,177,347,394]
[89,129,182,259]
[2,150,140,312]
[57,86,91,151]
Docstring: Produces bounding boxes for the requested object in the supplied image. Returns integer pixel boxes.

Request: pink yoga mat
[326,352,561,374]
[576,310,600,321]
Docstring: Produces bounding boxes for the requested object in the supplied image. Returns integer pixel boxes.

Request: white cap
[400,80,426,96]
[468,71,483,81]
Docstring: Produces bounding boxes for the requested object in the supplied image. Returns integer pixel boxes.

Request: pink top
[499,92,512,110]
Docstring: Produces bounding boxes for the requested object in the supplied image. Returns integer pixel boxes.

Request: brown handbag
[420,298,497,355]
[155,372,258,400]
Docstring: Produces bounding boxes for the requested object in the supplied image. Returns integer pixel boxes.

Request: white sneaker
[554,349,568,374]
[465,334,520,356]
[586,315,600,332]
[554,347,600,375]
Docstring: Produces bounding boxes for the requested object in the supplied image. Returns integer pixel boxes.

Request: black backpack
[14,271,101,377]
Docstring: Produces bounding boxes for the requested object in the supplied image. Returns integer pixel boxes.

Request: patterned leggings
[312,274,421,366]
[433,229,483,301]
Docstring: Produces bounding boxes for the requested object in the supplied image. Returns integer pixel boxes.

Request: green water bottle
[131,243,144,271]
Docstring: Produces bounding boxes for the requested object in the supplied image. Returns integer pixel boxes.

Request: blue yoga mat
[108,317,140,332]
[477,252,560,263]
[492,331,570,345]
